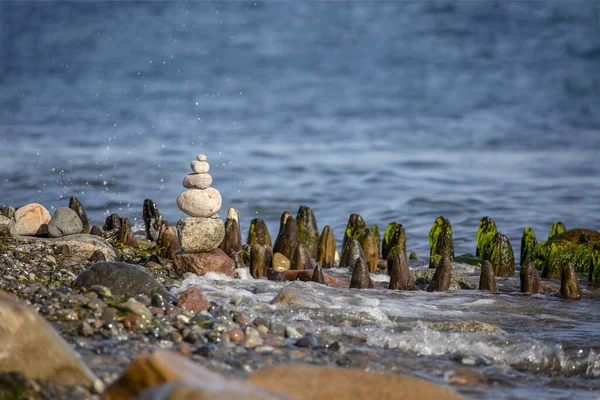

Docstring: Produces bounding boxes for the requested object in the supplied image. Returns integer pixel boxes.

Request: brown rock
[229,329,245,343]
[157,221,181,260]
[520,260,540,294]
[317,225,336,269]
[311,264,325,285]
[248,365,464,400]
[104,351,284,400]
[350,258,373,289]
[228,249,246,269]
[174,248,235,277]
[388,252,415,290]
[427,255,452,292]
[273,215,299,261]
[0,296,101,390]
[272,252,291,272]
[250,244,273,278]
[291,242,312,270]
[69,196,90,234]
[478,260,497,292]
[361,230,380,273]
[178,287,210,313]
[9,203,51,236]
[219,218,242,256]
[560,263,581,299]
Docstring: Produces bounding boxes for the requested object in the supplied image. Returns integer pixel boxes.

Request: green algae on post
[548,221,566,240]
[296,206,319,259]
[428,216,454,269]
[488,233,515,277]
[247,218,272,248]
[360,229,379,273]
[476,216,497,259]
[382,222,406,261]
[342,214,367,251]
[520,226,537,264]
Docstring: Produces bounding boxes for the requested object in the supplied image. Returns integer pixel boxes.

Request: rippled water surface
[1,2,600,397]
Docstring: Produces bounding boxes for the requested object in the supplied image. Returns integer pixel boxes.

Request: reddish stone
[173,248,235,277]
[177,287,210,314]
[228,329,245,343]
[282,270,348,287]
[123,313,142,330]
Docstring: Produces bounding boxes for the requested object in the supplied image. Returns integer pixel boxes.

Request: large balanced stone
[248,365,464,400]
[0,295,101,390]
[176,187,222,218]
[182,173,212,190]
[47,207,83,237]
[104,351,282,400]
[9,203,51,236]
[73,262,174,301]
[174,248,235,277]
[176,217,225,252]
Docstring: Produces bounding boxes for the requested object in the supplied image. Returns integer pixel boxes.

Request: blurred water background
[1,1,599,260]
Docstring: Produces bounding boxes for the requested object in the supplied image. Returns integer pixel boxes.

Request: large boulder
[247,365,464,400]
[13,233,118,261]
[73,262,174,301]
[0,295,101,390]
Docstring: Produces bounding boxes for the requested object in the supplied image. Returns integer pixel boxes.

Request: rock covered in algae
[487,233,515,277]
[339,237,366,271]
[427,255,452,292]
[218,217,242,256]
[317,225,336,269]
[478,260,497,292]
[247,218,272,248]
[520,260,540,294]
[530,228,600,280]
[296,205,319,258]
[428,216,454,269]
[520,226,537,264]
[382,222,407,261]
[250,244,272,279]
[291,242,313,270]
[548,221,566,240]
[560,263,581,299]
[475,216,497,258]
[342,213,367,250]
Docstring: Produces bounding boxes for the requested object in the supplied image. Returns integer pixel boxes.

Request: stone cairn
[174,154,235,276]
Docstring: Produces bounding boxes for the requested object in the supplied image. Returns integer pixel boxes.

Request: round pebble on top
[197,154,207,161]
[191,160,210,174]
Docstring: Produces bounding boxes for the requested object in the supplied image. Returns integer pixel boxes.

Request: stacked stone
[174,154,234,276]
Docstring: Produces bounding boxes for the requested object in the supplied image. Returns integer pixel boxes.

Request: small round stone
[191,160,210,174]
[196,154,207,161]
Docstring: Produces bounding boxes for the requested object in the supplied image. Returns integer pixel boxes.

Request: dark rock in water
[339,238,366,271]
[296,205,319,258]
[228,249,245,269]
[247,218,271,248]
[250,244,272,279]
[295,333,318,349]
[73,261,175,302]
[317,225,336,269]
[476,216,497,258]
[157,220,181,260]
[311,264,325,285]
[382,222,406,260]
[68,196,90,234]
[90,225,103,237]
[350,258,373,289]
[89,249,107,262]
[388,250,415,290]
[549,221,566,240]
[428,216,454,269]
[291,242,312,270]
[478,260,497,292]
[409,251,418,260]
[361,230,379,273]
[103,214,136,247]
[273,216,299,261]
[142,199,163,242]
[267,267,285,282]
[520,227,537,264]
[427,255,452,292]
[219,218,242,256]
[560,263,581,299]
[174,249,235,278]
[275,211,291,240]
[342,213,367,251]
[520,261,540,294]
[487,233,515,277]
[48,207,83,238]
[530,229,600,279]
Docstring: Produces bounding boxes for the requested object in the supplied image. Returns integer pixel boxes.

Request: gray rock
[73,262,175,302]
[14,234,118,261]
[48,207,84,237]
[176,217,225,252]
[118,298,153,321]
[339,238,366,271]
